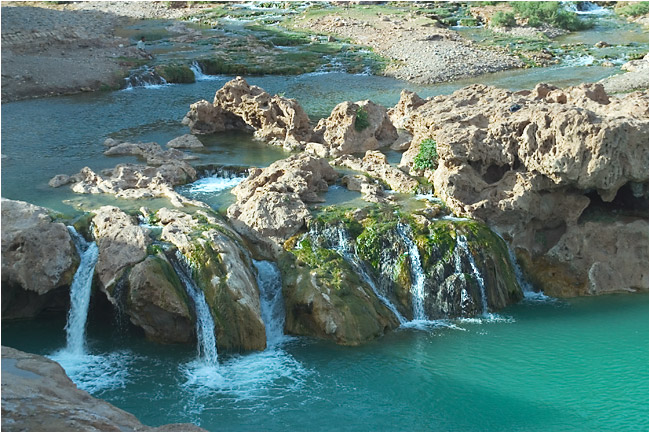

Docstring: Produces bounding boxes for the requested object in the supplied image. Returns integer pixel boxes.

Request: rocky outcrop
[335,150,419,193]
[313,100,398,155]
[1,198,78,319]
[227,153,338,257]
[92,206,150,297]
[184,77,312,148]
[127,255,194,344]
[166,134,204,149]
[156,208,267,351]
[50,141,201,207]
[396,83,648,296]
[1,346,205,432]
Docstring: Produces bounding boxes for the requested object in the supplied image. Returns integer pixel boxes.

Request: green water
[2,294,647,431]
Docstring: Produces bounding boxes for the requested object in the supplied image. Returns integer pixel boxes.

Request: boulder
[157,208,267,352]
[184,77,312,147]
[166,134,204,149]
[335,151,419,193]
[227,154,338,257]
[1,198,78,319]
[127,255,194,344]
[1,346,205,432]
[387,89,428,129]
[313,100,398,155]
[396,83,648,296]
[92,206,150,297]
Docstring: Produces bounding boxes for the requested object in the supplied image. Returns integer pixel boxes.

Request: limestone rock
[341,174,393,204]
[166,134,204,149]
[1,346,205,432]
[127,255,194,344]
[314,100,398,155]
[184,77,312,147]
[227,154,338,257]
[157,208,267,351]
[92,206,150,296]
[1,198,78,319]
[396,83,648,296]
[335,151,419,193]
[387,89,428,129]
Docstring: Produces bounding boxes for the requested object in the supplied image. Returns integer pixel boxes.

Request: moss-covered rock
[127,255,194,344]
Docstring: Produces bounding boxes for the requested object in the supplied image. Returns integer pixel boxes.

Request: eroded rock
[335,150,419,193]
[1,198,78,319]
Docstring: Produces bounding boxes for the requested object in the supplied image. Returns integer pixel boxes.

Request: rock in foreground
[1,346,205,432]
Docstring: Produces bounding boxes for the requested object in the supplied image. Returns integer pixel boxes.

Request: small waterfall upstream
[64,226,99,355]
[323,226,408,325]
[456,234,489,316]
[169,251,219,366]
[253,260,286,347]
[190,61,220,81]
[124,66,167,89]
[396,223,428,321]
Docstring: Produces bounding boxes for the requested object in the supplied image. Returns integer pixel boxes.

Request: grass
[616,1,649,17]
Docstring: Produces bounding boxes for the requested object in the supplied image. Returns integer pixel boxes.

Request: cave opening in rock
[579,182,649,223]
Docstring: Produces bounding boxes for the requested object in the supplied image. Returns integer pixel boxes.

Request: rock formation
[313,100,398,156]
[166,134,204,149]
[1,346,205,432]
[395,82,649,296]
[183,76,312,148]
[1,198,78,319]
[227,153,338,258]
[334,150,419,193]
[156,208,267,351]
[50,140,202,207]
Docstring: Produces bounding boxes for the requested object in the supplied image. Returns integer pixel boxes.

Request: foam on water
[185,175,246,194]
[50,350,133,394]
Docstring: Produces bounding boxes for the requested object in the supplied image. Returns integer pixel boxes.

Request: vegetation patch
[354,106,370,132]
[155,64,195,83]
[616,1,649,17]
[491,11,517,28]
[511,1,593,31]
[413,139,439,171]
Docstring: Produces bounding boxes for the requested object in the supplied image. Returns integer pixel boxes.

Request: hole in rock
[579,182,649,223]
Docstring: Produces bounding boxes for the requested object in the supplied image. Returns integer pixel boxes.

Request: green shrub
[511,1,593,31]
[616,1,649,17]
[355,106,370,131]
[491,11,517,27]
[413,139,438,171]
[459,17,479,26]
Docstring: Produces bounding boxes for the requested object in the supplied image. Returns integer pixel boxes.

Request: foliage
[155,64,195,84]
[616,1,649,17]
[491,11,517,27]
[412,139,438,171]
[354,106,370,131]
[510,2,593,31]
[459,17,479,26]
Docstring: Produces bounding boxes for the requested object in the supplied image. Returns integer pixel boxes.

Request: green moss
[155,64,196,84]
[147,244,164,256]
[72,212,96,241]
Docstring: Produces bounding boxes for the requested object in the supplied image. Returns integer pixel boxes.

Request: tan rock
[1,199,78,318]
[335,151,418,193]
[166,134,204,149]
[314,100,398,155]
[92,206,150,295]
[1,346,205,432]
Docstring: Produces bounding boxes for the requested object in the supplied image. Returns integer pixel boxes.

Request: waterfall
[123,66,167,89]
[396,223,427,321]
[190,61,219,81]
[506,245,552,302]
[323,226,407,325]
[169,251,219,366]
[253,260,286,347]
[64,226,99,355]
[456,234,489,316]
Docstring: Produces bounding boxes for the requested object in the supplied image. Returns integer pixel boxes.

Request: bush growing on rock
[354,106,370,131]
[511,1,593,31]
[413,138,438,171]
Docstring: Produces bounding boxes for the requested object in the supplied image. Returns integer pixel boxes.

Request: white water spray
[325,227,407,324]
[170,251,218,366]
[64,226,99,355]
[456,234,489,316]
[396,223,428,321]
[190,61,220,81]
[253,260,286,347]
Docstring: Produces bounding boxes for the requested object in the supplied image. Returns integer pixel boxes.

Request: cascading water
[456,234,489,316]
[453,236,473,314]
[169,251,218,366]
[322,226,407,325]
[64,226,99,355]
[396,223,427,321]
[506,245,552,302]
[190,61,220,81]
[124,65,167,89]
[253,260,286,347]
